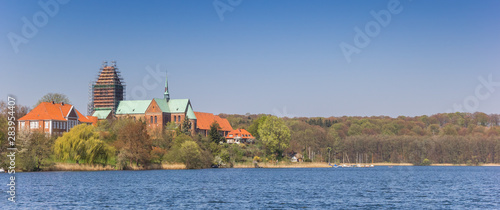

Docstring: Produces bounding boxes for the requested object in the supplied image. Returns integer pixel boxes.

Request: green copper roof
[116,100,152,115]
[186,104,196,120]
[153,98,170,112]
[152,98,196,119]
[92,110,112,120]
[168,99,190,113]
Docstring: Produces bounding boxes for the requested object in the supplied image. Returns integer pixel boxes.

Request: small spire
[164,72,170,101]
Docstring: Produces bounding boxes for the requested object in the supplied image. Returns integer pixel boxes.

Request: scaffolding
[87,81,94,115]
[89,61,126,115]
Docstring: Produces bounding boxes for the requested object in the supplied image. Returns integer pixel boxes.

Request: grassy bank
[44,163,187,171]
[46,163,116,171]
[30,162,500,172]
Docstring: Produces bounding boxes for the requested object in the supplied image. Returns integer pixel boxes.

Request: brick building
[18,102,96,136]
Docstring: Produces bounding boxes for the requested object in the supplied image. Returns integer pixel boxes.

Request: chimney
[61,102,65,106]
[52,101,55,104]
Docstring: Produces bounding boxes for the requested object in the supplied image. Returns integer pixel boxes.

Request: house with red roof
[194,112,233,137]
[226,129,255,144]
[18,101,97,136]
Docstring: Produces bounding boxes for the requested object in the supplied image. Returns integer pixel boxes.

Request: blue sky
[1,0,499,117]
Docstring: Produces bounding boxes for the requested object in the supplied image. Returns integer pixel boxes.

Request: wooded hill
[220,112,500,165]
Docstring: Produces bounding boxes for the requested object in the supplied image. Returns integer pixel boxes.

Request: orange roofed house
[18,102,97,136]
[226,129,255,144]
[194,112,233,137]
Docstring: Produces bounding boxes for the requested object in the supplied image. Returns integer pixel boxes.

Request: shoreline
[233,162,500,168]
[7,162,500,172]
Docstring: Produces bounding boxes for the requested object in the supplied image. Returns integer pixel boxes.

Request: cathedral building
[91,62,231,136]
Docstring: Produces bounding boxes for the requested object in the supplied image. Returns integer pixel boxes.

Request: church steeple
[164,73,170,101]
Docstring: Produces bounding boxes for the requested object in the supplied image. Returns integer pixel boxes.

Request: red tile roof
[226,129,254,139]
[19,102,95,124]
[194,112,232,131]
[85,116,98,126]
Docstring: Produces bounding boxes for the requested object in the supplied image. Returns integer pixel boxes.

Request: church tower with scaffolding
[88,61,125,116]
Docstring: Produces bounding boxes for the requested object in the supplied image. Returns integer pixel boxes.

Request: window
[150,116,153,124]
[30,121,39,129]
[45,121,49,129]
[174,116,177,122]
[21,122,25,128]
[154,116,157,124]
[229,134,233,137]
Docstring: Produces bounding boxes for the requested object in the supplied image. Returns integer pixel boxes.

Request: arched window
[150,116,153,124]
[174,116,177,122]
[154,116,157,124]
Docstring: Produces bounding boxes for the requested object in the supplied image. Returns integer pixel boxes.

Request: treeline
[2,98,500,170]
[221,112,500,165]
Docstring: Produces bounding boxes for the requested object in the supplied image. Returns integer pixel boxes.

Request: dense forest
[1,98,500,171]
[223,112,500,165]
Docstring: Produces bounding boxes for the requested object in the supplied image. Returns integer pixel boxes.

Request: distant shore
[233,162,500,168]
[9,162,500,172]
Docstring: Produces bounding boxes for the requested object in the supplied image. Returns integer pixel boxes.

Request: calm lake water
[2,166,500,209]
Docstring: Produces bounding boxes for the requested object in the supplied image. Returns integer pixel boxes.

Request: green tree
[219,148,230,164]
[180,141,203,169]
[53,124,114,165]
[258,116,291,160]
[348,124,362,136]
[35,93,71,107]
[181,116,192,136]
[208,121,224,144]
[248,115,267,139]
[421,158,432,166]
[18,131,54,171]
[165,133,193,163]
